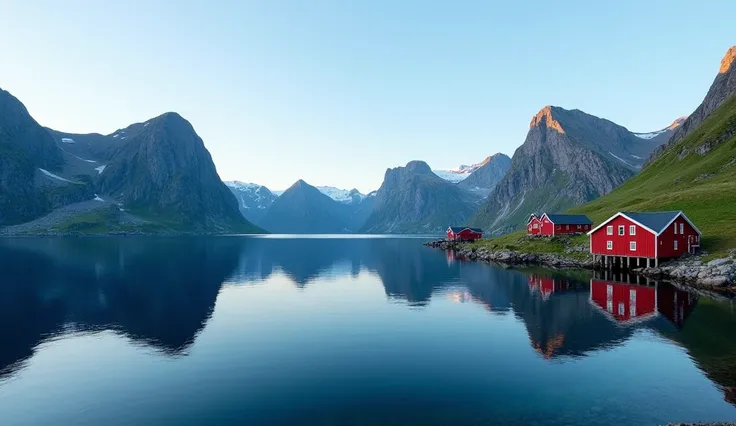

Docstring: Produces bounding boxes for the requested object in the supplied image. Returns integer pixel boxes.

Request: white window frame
[618,225,625,236]
[674,223,678,234]
[630,241,636,251]
[674,240,678,251]
[680,223,684,234]
[565,225,569,230]
[607,241,613,250]
[577,224,581,229]
[629,225,636,235]
[607,226,613,235]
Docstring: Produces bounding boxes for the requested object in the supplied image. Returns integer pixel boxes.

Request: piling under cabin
[588,211,701,268]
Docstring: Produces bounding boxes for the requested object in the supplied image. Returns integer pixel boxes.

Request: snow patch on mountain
[632,129,668,140]
[432,158,490,182]
[61,137,75,144]
[316,186,365,203]
[39,168,76,184]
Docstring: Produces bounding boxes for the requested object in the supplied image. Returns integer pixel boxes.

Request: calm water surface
[0,236,735,426]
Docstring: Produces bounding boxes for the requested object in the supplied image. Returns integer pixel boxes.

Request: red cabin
[446,226,483,242]
[528,213,593,235]
[588,211,701,264]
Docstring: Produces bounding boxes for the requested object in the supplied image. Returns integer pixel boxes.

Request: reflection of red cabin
[528,274,575,300]
[656,284,697,329]
[588,211,702,260]
[590,280,657,324]
[447,227,483,242]
[528,213,593,235]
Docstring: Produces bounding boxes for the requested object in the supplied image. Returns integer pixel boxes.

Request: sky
[1,1,734,193]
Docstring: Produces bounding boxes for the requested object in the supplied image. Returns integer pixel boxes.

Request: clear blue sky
[1,1,734,193]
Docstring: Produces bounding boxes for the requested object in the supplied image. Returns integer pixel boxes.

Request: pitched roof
[544,214,593,225]
[449,227,483,233]
[587,211,702,236]
[619,211,681,234]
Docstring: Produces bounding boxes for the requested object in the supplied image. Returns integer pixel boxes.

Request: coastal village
[430,209,735,293]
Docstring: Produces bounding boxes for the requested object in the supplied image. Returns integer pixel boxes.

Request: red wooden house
[527,213,593,235]
[446,227,483,242]
[588,211,701,267]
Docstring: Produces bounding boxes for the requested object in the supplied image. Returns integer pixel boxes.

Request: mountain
[457,153,512,196]
[471,106,671,235]
[361,160,481,234]
[225,181,277,226]
[0,88,91,226]
[572,45,736,257]
[260,179,362,233]
[647,46,736,165]
[0,88,260,234]
[631,116,687,145]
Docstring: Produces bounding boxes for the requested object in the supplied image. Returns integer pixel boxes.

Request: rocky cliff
[361,160,481,233]
[457,153,512,196]
[471,106,667,235]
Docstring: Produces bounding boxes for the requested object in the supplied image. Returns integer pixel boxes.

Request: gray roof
[621,211,681,233]
[544,214,593,225]
[449,227,483,233]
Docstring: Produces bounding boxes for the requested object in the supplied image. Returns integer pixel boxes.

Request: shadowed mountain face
[457,153,512,196]
[471,106,670,235]
[361,161,482,234]
[0,87,259,233]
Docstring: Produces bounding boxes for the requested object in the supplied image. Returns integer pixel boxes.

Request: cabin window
[607,241,613,250]
[577,225,581,229]
[674,240,678,251]
[556,225,561,230]
[607,226,613,235]
[630,241,636,251]
[533,223,539,229]
[673,223,678,234]
[680,223,684,234]
[618,225,625,236]
[629,225,636,235]
[565,225,569,230]
[618,302,625,316]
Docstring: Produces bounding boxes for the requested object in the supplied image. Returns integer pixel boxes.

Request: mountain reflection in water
[0,236,735,425]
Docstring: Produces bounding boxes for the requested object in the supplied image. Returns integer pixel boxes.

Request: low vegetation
[473,232,590,261]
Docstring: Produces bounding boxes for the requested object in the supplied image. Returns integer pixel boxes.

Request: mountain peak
[530,105,565,134]
[405,160,432,174]
[719,46,736,74]
[667,116,688,130]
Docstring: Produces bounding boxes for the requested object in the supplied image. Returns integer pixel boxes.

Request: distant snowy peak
[316,186,366,204]
[432,155,495,182]
[225,181,263,192]
[632,116,688,140]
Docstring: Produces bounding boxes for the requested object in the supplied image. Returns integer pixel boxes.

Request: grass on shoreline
[472,232,590,261]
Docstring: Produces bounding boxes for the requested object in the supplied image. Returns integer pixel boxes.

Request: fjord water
[0,237,735,426]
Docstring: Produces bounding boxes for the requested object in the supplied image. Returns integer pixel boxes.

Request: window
[565,225,569,230]
[618,302,625,316]
[629,225,636,235]
[680,223,684,234]
[607,226,613,235]
[532,223,539,229]
[607,241,613,250]
[556,225,561,230]
[630,241,637,251]
[618,225,625,236]
[674,223,678,234]
[674,240,678,251]
[577,225,581,229]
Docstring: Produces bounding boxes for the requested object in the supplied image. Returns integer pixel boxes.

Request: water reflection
[0,236,734,409]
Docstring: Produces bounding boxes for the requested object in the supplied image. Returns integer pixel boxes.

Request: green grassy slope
[570,95,736,257]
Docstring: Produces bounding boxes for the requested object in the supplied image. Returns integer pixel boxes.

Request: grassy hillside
[570,95,736,257]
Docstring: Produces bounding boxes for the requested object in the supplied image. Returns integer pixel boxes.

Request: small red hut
[588,211,701,266]
[528,213,593,235]
[446,227,483,242]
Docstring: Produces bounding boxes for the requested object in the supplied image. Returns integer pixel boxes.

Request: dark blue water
[0,236,734,426]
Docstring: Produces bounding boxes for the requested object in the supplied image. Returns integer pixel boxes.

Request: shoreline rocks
[424,240,736,293]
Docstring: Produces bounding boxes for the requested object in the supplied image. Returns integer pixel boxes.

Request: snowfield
[39,168,76,184]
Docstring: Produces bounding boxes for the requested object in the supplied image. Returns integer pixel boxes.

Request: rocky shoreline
[425,239,736,293]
